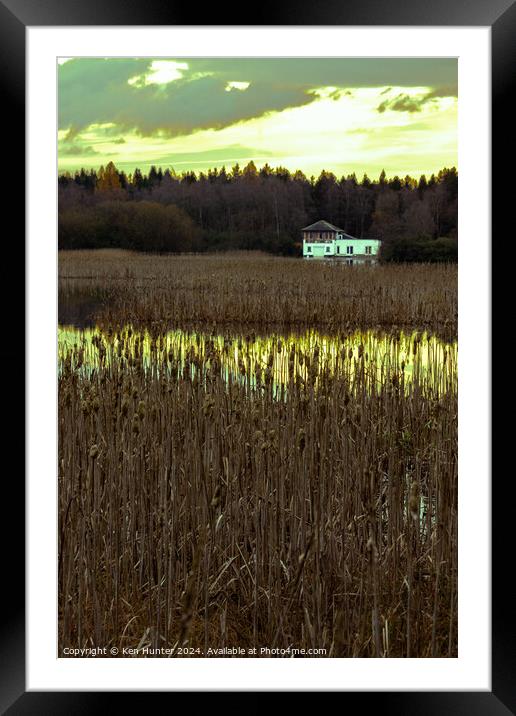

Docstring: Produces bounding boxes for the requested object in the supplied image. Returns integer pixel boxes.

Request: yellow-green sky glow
[58,58,457,179]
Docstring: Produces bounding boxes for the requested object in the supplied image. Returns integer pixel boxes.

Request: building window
[346,259,354,266]
[337,246,340,254]
[365,246,372,255]
[346,246,354,254]
[325,245,331,252]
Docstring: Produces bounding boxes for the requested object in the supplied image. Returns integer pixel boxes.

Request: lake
[59,324,457,398]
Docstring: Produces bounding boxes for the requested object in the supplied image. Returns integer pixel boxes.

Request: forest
[58,161,458,261]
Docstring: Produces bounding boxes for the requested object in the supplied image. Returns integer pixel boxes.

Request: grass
[58,311,457,657]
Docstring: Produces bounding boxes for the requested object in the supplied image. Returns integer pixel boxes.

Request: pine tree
[132,168,144,190]
[96,161,122,193]
[243,161,258,180]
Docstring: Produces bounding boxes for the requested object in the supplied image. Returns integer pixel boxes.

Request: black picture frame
[4,0,507,710]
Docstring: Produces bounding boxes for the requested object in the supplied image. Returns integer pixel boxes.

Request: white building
[302,220,381,264]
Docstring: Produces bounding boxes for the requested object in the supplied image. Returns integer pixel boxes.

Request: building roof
[302,220,344,233]
[338,231,360,241]
[302,220,382,242]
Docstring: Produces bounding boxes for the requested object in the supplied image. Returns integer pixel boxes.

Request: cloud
[225,81,251,92]
[179,58,457,90]
[377,85,457,113]
[58,59,313,140]
[58,143,100,156]
[58,143,277,174]
[377,94,424,113]
[308,87,352,101]
[153,144,275,167]
[128,60,189,87]
[59,57,457,139]
[425,85,458,99]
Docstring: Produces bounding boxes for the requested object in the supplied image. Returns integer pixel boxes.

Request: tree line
[58,160,458,261]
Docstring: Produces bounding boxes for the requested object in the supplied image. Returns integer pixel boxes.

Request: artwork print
[58,57,458,658]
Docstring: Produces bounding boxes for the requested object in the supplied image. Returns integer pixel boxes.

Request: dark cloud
[377,85,457,114]
[59,143,99,156]
[425,85,458,99]
[153,144,275,167]
[59,143,275,171]
[182,58,457,90]
[59,58,458,138]
[377,94,424,113]
[325,88,352,101]
[58,59,312,140]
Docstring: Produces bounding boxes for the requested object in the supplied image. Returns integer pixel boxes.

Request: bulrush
[59,252,457,339]
[88,444,99,460]
[58,252,457,658]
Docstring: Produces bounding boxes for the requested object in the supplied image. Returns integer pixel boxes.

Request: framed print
[2,0,509,709]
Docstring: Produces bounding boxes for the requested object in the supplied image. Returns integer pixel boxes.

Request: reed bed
[59,326,457,657]
[59,251,458,338]
[59,326,457,398]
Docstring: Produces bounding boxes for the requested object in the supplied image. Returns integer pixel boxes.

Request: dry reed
[59,251,458,339]
[58,323,457,657]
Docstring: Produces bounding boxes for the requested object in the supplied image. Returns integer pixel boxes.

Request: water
[58,281,457,396]
[58,283,110,328]
[58,324,457,397]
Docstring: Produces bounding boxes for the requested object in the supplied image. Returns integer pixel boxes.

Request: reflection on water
[58,284,110,328]
[59,325,457,397]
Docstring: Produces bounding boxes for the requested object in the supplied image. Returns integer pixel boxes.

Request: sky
[58,57,458,179]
